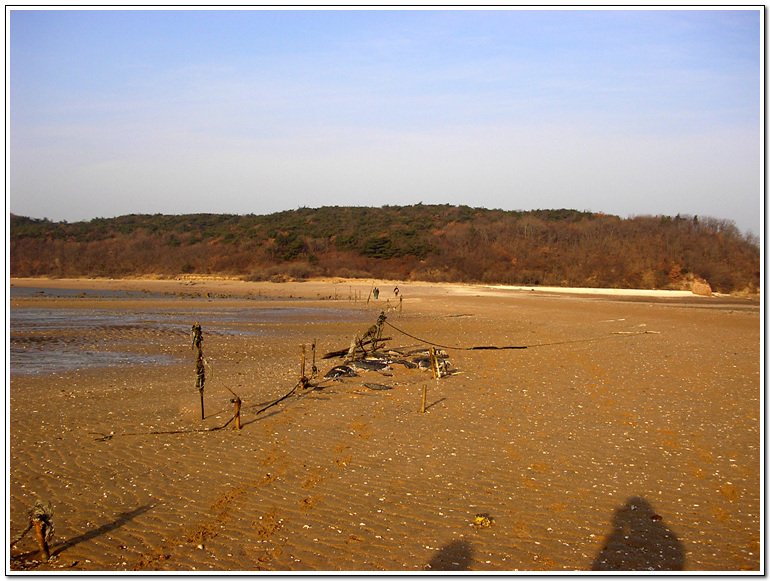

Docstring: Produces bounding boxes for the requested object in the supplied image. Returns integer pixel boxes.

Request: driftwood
[321,312,455,384]
[323,311,391,359]
[322,336,393,359]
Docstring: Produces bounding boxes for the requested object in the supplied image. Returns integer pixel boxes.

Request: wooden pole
[195,353,205,420]
[421,384,428,413]
[233,396,242,430]
[192,323,205,420]
[32,517,50,561]
[299,345,310,389]
[311,340,317,377]
[429,347,438,380]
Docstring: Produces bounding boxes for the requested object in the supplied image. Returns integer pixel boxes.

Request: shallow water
[10,305,368,375]
[10,286,175,300]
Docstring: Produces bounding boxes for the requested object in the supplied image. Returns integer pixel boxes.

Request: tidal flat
[8,277,761,572]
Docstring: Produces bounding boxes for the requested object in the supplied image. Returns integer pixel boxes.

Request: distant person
[394,286,399,297]
[373,287,379,299]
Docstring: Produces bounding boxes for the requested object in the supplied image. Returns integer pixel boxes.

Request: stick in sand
[232,395,242,430]
[299,345,311,389]
[311,340,318,378]
[223,386,242,430]
[33,522,49,561]
[421,384,428,413]
[26,500,54,562]
[429,346,440,380]
[191,323,205,419]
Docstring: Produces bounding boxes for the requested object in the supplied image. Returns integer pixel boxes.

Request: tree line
[9,205,760,294]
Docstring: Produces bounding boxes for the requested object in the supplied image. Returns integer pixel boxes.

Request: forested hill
[10,205,760,294]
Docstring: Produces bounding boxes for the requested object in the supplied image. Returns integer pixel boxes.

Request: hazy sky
[8,8,762,236]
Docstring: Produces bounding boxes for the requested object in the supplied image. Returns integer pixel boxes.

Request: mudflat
[8,278,761,572]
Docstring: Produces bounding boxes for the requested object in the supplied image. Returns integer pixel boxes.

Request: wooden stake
[192,323,205,420]
[421,384,428,413]
[233,396,242,430]
[311,340,317,377]
[299,345,310,389]
[32,518,50,561]
[429,347,438,380]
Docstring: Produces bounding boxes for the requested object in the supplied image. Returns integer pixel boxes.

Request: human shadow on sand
[426,540,474,571]
[591,497,685,571]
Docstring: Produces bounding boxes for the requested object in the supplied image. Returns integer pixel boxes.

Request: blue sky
[9,8,762,236]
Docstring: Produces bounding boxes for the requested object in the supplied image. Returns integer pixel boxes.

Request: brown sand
[8,278,761,572]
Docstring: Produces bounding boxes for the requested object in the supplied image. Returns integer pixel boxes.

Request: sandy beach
[8,277,761,572]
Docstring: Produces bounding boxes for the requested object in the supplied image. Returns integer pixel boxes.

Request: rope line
[383,320,655,352]
[384,320,527,351]
[93,378,317,442]
[9,522,32,547]
[90,413,238,441]
[253,380,304,416]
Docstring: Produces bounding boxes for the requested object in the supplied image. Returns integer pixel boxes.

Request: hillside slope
[9,205,760,294]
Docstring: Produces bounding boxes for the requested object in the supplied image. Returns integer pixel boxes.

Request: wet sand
[8,278,761,571]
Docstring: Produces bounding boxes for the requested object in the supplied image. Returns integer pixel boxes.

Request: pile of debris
[323,347,451,380]
[322,311,451,382]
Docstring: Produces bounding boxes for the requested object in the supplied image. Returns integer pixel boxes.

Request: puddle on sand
[10,305,369,375]
[11,347,181,376]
